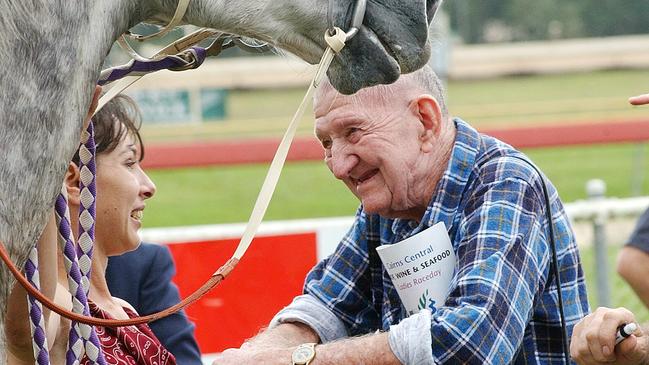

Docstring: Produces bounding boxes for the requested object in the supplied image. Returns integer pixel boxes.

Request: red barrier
[142,119,649,170]
[166,233,317,354]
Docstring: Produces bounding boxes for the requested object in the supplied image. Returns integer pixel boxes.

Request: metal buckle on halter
[327,0,367,41]
[202,34,273,58]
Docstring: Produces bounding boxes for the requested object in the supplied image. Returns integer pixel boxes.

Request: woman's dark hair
[73,94,144,165]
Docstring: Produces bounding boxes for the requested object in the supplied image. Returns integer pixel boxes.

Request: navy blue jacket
[106,243,202,365]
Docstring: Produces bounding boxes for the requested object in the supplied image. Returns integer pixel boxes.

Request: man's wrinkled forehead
[314,77,414,119]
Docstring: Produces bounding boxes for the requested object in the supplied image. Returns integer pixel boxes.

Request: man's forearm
[245,322,320,348]
[315,332,401,365]
[252,326,403,365]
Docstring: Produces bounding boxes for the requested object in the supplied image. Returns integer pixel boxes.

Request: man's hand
[571,307,649,365]
[629,94,649,106]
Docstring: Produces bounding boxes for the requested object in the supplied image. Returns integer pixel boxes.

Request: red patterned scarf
[81,301,177,365]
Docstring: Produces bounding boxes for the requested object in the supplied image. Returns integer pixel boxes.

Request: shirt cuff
[388,309,434,365]
[269,294,348,343]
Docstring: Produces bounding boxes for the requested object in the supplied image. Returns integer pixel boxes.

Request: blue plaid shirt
[302,119,589,363]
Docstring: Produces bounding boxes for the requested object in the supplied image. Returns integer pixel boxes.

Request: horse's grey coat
[0,0,440,358]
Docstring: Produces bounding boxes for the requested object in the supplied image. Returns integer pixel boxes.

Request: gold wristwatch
[291,343,317,365]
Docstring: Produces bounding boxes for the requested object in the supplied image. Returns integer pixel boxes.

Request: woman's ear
[64,162,81,206]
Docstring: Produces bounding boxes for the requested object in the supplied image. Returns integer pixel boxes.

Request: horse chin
[323,0,434,94]
[326,26,430,95]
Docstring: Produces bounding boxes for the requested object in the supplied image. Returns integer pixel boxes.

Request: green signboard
[131,90,191,123]
[131,88,227,124]
[201,88,228,121]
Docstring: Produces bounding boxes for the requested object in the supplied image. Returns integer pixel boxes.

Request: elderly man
[212,65,589,364]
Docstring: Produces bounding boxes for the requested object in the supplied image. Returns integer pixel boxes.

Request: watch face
[292,346,314,363]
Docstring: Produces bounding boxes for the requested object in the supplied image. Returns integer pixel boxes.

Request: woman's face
[94,127,156,256]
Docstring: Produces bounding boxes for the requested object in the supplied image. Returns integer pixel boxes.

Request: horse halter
[328,0,367,41]
[1,0,367,359]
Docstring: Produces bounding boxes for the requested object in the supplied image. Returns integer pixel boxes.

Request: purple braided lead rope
[77,123,97,300]
[74,121,106,365]
[25,246,51,364]
[97,46,207,86]
[54,192,106,365]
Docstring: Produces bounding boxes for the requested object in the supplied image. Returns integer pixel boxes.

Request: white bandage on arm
[388,309,434,365]
[269,294,348,343]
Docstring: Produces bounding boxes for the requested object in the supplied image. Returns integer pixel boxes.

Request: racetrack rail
[142,118,649,169]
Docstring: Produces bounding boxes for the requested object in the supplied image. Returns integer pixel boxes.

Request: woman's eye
[125,160,136,169]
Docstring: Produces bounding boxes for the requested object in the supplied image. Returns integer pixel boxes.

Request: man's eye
[347,128,361,141]
[322,139,332,149]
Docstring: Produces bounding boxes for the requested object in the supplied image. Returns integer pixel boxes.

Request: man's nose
[327,151,358,180]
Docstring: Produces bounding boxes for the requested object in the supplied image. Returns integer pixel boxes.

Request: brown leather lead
[0,240,239,327]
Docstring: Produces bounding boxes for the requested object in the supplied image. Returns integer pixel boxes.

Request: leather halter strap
[127,0,192,42]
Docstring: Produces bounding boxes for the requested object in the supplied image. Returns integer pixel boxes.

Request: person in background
[617,209,649,310]
[618,93,649,310]
[570,92,649,365]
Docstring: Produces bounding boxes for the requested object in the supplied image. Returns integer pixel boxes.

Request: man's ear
[409,94,443,153]
[64,162,81,206]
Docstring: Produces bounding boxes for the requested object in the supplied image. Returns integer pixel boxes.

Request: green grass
[526,143,649,201]
[145,161,358,227]
[144,142,649,227]
[448,69,649,127]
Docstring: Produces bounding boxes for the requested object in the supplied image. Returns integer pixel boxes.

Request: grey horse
[0,0,440,357]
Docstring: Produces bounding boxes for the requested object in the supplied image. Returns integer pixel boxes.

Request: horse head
[151,0,442,94]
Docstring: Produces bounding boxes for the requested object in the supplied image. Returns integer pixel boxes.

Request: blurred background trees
[448,0,649,44]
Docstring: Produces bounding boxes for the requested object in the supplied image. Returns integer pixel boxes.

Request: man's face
[314,89,430,219]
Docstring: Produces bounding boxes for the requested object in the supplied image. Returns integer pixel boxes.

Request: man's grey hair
[405,65,448,118]
[317,65,448,118]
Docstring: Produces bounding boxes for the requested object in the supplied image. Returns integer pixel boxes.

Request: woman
[6,91,175,364]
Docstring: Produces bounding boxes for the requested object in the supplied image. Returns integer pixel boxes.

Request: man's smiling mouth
[354,169,379,187]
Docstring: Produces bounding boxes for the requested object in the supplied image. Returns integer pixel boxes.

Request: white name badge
[376,222,455,316]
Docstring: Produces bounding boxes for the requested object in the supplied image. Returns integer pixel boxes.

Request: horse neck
[155,0,325,60]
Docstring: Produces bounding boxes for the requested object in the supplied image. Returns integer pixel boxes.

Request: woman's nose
[140,170,157,199]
